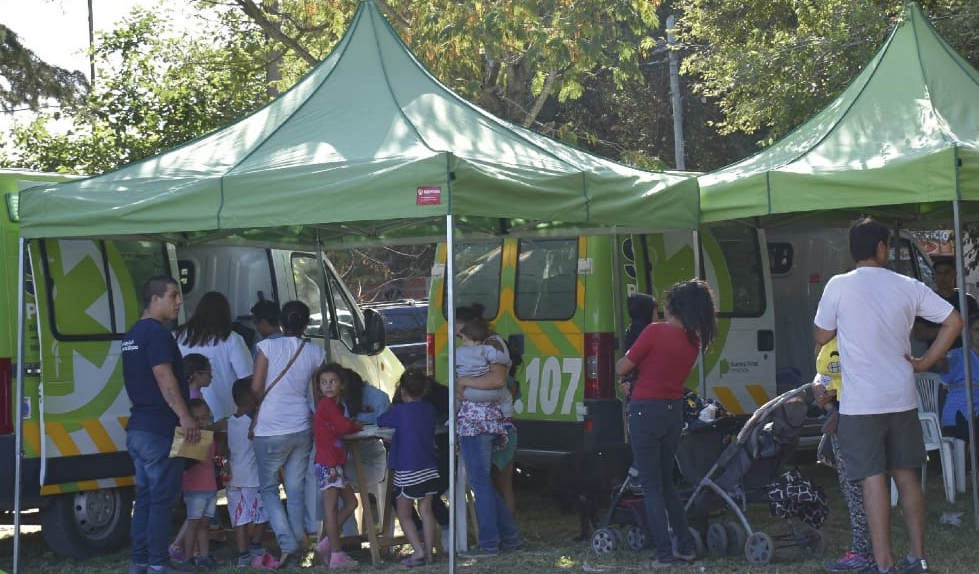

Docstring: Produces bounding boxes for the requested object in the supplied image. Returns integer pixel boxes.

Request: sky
[4,0,153,75]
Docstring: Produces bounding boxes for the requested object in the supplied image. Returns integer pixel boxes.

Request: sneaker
[897,557,930,574]
[826,552,872,571]
[168,545,186,562]
[248,543,266,558]
[147,561,194,574]
[459,546,498,558]
[236,553,252,567]
[127,563,148,574]
[501,541,523,552]
[328,552,358,569]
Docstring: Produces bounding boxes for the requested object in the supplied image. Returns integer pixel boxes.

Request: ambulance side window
[445,240,503,319]
[711,225,766,317]
[43,239,169,339]
[514,238,577,320]
[291,254,326,338]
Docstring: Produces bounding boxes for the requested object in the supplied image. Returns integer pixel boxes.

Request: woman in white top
[250,301,325,568]
[176,291,252,421]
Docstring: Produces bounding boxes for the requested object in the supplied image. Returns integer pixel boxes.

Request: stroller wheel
[591,528,617,554]
[744,531,774,565]
[706,523,728,557]
[688,527,704,558]
[806,529,826,555]
[725,522,747,556]
[626,525,647,550]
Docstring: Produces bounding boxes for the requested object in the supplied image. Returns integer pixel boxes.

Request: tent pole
[315,232,333,363]
[693,229,706,396]
[13,238,27,574]
[951,200,979,530]
[445,214,457,574]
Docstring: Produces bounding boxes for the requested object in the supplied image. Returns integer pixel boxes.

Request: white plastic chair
[891,373,965,506]
[916,372,967,494]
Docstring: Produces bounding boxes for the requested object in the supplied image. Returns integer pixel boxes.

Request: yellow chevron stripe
[712,386,743,415]
[22,422,41,456]
[46,423,80,456]
[115,476,135,487]
[82,419,118,453]
[40,484,63,495]
[746,384,771,409]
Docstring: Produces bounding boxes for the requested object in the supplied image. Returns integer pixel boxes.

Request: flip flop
[401,556,426,567]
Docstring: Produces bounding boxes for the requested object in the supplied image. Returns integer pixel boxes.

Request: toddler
[456,317,512,415]
[378,371,439,566]
[226,377,272,568]
[311,364,361,569]
[178,399,222,568]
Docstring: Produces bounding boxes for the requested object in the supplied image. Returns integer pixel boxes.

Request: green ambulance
[427,223,776,469]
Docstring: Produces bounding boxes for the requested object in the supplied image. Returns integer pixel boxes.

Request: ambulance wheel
[807,529,826,555]
[706,522,729,557]
[745,531,774,565]
[591,528,617,554]
[626,525,647,550]
[725,522,746,556]
[40,487,133,558]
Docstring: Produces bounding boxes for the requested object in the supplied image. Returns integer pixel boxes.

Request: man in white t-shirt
[813,218,962,574]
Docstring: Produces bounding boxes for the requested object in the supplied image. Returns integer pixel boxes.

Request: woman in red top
[615,279,717,569]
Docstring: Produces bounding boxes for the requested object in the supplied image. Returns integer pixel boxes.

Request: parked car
[365,300,428,371]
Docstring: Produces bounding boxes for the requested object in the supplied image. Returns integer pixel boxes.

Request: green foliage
[4,8,270,173]
[0,24,89,112]
[675,0,979,140]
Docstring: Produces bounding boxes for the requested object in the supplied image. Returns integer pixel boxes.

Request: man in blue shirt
[123,276,199,574]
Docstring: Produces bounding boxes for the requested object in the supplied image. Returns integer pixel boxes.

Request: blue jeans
[253,429,312,554]
[127,429,184,568]
[628,400,693,562]
[459,433,519,550]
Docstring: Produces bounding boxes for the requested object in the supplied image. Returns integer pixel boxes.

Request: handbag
[249,340,306,439]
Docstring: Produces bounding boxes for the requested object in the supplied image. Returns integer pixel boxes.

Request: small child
[226,377,272,568]
[378,371,440,566]
[168,354,214,563]
[456,317,512,414]
[311,364,361,569]
[813,339,872,572]
[179,399,222,568]
[183,353,213,401]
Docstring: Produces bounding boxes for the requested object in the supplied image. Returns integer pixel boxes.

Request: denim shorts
[184,490,217,519]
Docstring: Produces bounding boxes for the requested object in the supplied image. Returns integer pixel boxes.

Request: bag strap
[250,340,306,438]
[261,340,306,402]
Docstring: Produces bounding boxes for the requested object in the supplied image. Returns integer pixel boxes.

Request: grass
[2,459,978,573]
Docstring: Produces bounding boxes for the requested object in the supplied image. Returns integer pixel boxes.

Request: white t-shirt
[814,266,953,415]
[253,337,324,437]
[227,413,259,488]
[178,332,253,421]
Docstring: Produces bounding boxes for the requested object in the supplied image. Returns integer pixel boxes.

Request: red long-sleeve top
[313,396,361,467]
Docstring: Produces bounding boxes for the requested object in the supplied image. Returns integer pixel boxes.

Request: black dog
[549,449,634,541]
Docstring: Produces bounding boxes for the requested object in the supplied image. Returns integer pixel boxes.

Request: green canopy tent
[699,2,979,528]
[13,2,699,572]
[18,3,697,244]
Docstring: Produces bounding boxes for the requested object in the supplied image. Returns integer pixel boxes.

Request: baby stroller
[589,466,648,553]
[590,409,745,555]
[679,383,827,565]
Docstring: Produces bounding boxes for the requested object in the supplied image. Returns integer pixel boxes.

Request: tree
[675,0,979,142]
[4,8,270,173]
[0,23,89,112]
[216,0,664,130]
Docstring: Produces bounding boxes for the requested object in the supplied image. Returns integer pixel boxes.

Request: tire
[725,521,747,557]
[626,525,647,551]
[807,529,826,555]
[744,531,774,565]
[40,488,133,558]
[591,528,617,554]
[706,522,729,557]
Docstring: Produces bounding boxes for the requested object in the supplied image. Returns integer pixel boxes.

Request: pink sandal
[251,553,278,570]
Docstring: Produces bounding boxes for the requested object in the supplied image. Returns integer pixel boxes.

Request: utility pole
[88,0,96,84]
[667,15,685,171]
